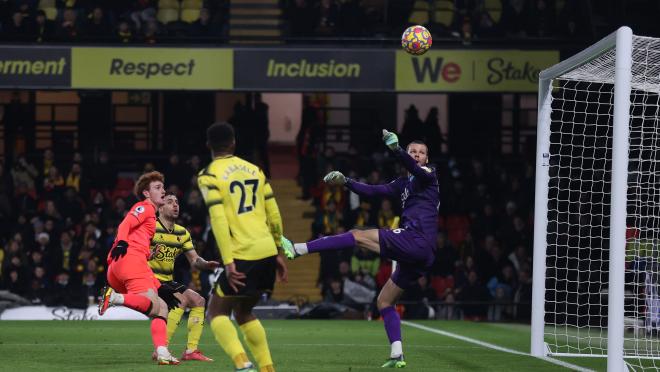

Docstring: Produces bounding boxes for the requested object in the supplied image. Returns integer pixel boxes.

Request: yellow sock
[186,307,205,351]
[210,315,249,369]
[166,307,185,345]
[240,319,273,371]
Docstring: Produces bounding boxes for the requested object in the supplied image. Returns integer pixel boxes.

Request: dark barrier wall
[0,46,70,88]
[234,49,394,91]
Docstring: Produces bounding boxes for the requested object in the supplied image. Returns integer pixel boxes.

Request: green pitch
[0,320,607,371]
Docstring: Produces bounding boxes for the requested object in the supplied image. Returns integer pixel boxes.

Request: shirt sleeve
[198,172,234,264]
[182,230,194,252]
[263,179,284,248]
[115,203,148,242]
[345,178,404,197]
[393,147,435,182]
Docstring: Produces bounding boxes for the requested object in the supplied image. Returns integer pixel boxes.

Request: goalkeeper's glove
[382,129,399,151]
[323,171,346,186]
[109,240,129,262]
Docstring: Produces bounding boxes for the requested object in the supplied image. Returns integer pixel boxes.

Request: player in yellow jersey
[148,192,220,362]
[198,122,288,372]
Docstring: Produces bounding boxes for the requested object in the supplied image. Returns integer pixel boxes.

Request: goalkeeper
[281,130,439,368]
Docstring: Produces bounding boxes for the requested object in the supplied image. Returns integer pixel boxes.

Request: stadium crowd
[0,0,591,43]
[0,0,227,43]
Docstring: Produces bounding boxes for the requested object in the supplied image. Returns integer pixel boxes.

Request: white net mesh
[543,35,660,370]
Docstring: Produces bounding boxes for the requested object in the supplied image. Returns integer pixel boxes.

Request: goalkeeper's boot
[181,349,214,362]
[280,236,299,260]
[98,285,117,315]
[381,355,406,368]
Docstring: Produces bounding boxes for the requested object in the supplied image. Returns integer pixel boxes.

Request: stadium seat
[408,10,429,26]
[433,0,455,27]
[445,215,470,247]
[181,0,202,10]
[41,7,58,20]
[409,0,431,25]
[38,0,55,8]
[180,8,199,23]
[484,0,502,23]
[158,0,180,10]
[157,8,180,24]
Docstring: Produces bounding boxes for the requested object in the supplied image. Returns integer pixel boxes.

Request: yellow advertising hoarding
[71,47,233,90]
[396,50,559,92]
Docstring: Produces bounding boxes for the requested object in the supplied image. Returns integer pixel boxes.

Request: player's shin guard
[210,315,250,369]
[151,316,168,348]
[122,293,153,314]
[166,307,185,344]
[186,306,205,351]
[380,306,403,358]
[307,232,356,254]
[240,319,274,371]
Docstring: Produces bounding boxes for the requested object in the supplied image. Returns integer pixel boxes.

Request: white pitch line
[402,321,596,372]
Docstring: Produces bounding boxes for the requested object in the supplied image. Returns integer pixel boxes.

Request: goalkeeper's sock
[186,306,205,352]
[239,319,274,371]
[381,306,403,358]
[151,316,168,348]
[121,293,152,314]
[166,306,184,344]
[210,315,250,369]
[306,232,356,254]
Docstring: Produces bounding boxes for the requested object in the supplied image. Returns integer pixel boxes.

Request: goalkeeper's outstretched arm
[392,147,435,182]
[345,178,402,197]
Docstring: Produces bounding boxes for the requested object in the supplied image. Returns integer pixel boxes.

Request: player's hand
[382,129,399,150]
[109,240,129,261]
[323,171,346,186]
[225,262,246,293]
[205,260,221,270]
[276,255,288,283]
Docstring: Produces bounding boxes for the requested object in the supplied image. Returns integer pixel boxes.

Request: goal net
[532,27,660,371]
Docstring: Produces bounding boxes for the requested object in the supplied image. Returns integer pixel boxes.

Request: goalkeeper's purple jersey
[346,148,439,246]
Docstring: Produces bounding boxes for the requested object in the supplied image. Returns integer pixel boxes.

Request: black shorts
[215,256,277,297]
[158,280,187,299]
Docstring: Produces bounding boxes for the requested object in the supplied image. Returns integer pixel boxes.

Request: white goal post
[532,26,660,371]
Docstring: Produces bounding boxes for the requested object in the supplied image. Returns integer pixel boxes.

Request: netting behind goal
[542,35,660,370]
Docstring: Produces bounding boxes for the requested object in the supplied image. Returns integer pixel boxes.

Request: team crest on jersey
[132,205,145,217]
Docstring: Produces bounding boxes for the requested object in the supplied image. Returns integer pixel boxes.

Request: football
[401,25,432,55]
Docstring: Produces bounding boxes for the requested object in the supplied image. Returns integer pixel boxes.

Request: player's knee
[156,298,168,317]
[376,295,393,310]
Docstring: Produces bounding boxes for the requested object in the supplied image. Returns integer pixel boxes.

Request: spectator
[163,154,188,189]
[402,275,437,319]
[65,162,88,195]
[89,151,116,191]
[116,20,133,43]
[141,19,158,44]
[189,8,219,37]
[456,270,490,320]
[254,93,271,178]
[11,156,38,192]
[33,9,55,42]
[4,11,30,39]
[85,7,110,40]
[57,8,79,41]
[44,271,85,308]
